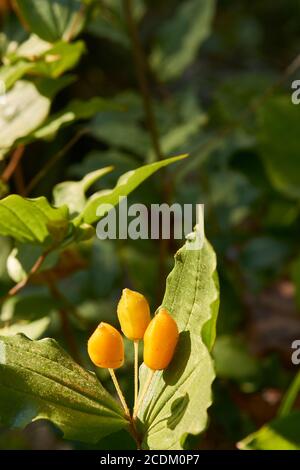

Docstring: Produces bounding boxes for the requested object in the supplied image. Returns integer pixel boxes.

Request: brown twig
[1,145,25,183]
[0,250,50,305]
[13,164,26,195]
[25,129,86,196]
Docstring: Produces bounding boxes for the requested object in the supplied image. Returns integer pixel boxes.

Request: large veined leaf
[15,0,83,43]
[0,77,72,158]
[0,195,69,245]
[81,154,188,224]
[238,412,300,450]
[0,317,51,340]
[0,334,128,442]
[136,237,219,450]
[0,80,50,157]
[151,0,215,81]
[258,96,300,199]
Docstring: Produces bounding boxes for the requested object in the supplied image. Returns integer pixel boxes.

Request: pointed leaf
[258,96,300,199]
[53,167,114,217]
[0,195,70,245]
[31,97,120,142]
[15,0,83,43]
[81,154,188,224]
[137,237,219,450]
[151,0,215,81]
[238,412,300,450]
[0,334,128,442]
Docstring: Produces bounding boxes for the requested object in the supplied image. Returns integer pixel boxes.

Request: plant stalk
[109,368,131,418]
[0,250,49,305]
[133,368,154,420]
[134,340,139,411]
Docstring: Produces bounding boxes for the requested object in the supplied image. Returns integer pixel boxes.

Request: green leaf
[0,80,51,157]
[151,0,215,81]
[89,113,150,157]
[0,195,70,245]
[0,287,59,322]
[213,336,262,383]
[1,41,85,90]
[6,245,59,282]
[31,97,120,142]
[258,96,300,199]
[53,167,114,217]
[0,334,128,442]
[15,0,83,43]
[0,62,33,90]
[0,77,72,158]
[81,154,188,225]
[137,237,219,450]
[238,412,300,450]
[32,40,85,78]
[278,372,300,417]
[0,317,51,340]
[6,34,52,62]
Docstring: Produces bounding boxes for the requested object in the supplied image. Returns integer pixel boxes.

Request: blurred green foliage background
[0,0,300,450]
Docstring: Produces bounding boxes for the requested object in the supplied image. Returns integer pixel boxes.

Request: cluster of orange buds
[87,288,179,418]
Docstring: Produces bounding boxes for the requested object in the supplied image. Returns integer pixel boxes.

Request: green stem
[109,368,131,418]
[278,371,300,417]
[133,368,154,420]
[134,340,139,411]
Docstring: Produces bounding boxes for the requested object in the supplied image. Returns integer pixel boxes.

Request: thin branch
[123,0,163,161]
[13,164,26,195]
[25,129,86,196]
[108,368,131,418]
[0,250,50,305]
[134,340,139,410]
[1,145,25,183]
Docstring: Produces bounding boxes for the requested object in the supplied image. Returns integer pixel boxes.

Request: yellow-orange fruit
[87,322,124,369]
[143,308,179,370]
[117,288,151,340]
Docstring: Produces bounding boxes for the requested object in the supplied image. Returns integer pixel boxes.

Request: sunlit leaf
[0,334,128,442]
[137,237,219,450]
[80,154,188,225]
[238,412,300,450]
